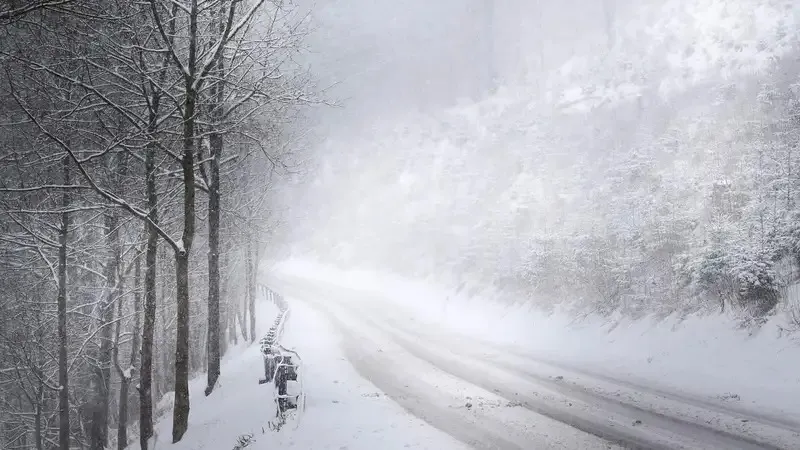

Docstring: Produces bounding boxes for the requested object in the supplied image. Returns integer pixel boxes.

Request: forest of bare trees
[0,0,310,448]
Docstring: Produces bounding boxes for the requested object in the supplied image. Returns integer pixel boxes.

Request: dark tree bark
[118,251,141,449]
[113,195,140,450]
[57,155,70,450]
[91,176,121,449]
[205,133,222,396]
[34,384,43,450]
[173,247,192,442]
[140,118,160,450]
[220,246,230,353]
[205,19,224,394]
[172,45,198,446]
[137,6,178,444]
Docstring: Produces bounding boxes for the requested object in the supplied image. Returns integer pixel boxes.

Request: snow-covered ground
[271,259,800,424]
[131,294,463,450]
[128,260,800,449]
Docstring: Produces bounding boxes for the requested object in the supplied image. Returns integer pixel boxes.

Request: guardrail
[258,285,289,353]
[257,285,304,430]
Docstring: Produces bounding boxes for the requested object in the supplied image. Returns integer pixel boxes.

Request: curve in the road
[369,306,795,450]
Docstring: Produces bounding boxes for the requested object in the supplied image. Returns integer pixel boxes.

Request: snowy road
[273,276,800,450]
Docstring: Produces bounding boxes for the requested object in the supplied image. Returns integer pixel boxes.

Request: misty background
[3,0,800,448]
[271,0,800,321]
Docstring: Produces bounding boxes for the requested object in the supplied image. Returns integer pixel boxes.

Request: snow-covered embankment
[132,280,465,449]
[273,259,800,424]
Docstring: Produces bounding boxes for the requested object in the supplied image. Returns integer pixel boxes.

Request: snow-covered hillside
[548,0,799,109]
[276,0,800,321]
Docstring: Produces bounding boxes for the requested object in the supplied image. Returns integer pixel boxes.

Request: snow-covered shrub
[734,258,780,317]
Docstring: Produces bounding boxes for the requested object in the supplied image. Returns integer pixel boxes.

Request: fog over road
[273,275,800,450]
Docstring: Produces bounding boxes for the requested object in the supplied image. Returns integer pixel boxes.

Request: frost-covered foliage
[278,0,800,319]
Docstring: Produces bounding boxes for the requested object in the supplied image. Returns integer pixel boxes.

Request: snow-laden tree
[0,0,313,448]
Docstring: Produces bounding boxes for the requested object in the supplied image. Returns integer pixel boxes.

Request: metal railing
[257,285,304,431]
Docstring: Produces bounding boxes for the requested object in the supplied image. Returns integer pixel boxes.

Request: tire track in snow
[323,309,526,450]
[274,276,800,449]
[506,353,800,437]
[364,301,797,449]
[358,304,800,449]
[302,293,619,450]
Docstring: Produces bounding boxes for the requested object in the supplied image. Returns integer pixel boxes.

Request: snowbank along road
[270,275,800,450]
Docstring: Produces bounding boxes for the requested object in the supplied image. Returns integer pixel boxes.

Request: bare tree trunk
[34,386,43,450]
[220,247,230,353]
[205,40,224,395]
[247,235,256,342]
[172,41,199,442]
[173,249,192,442]
[91,193,120,449]
[238,301,248,342]
[205,144,221,395]
[57,155,71,450]
[117,251,141,450]
[140,132,160,450]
